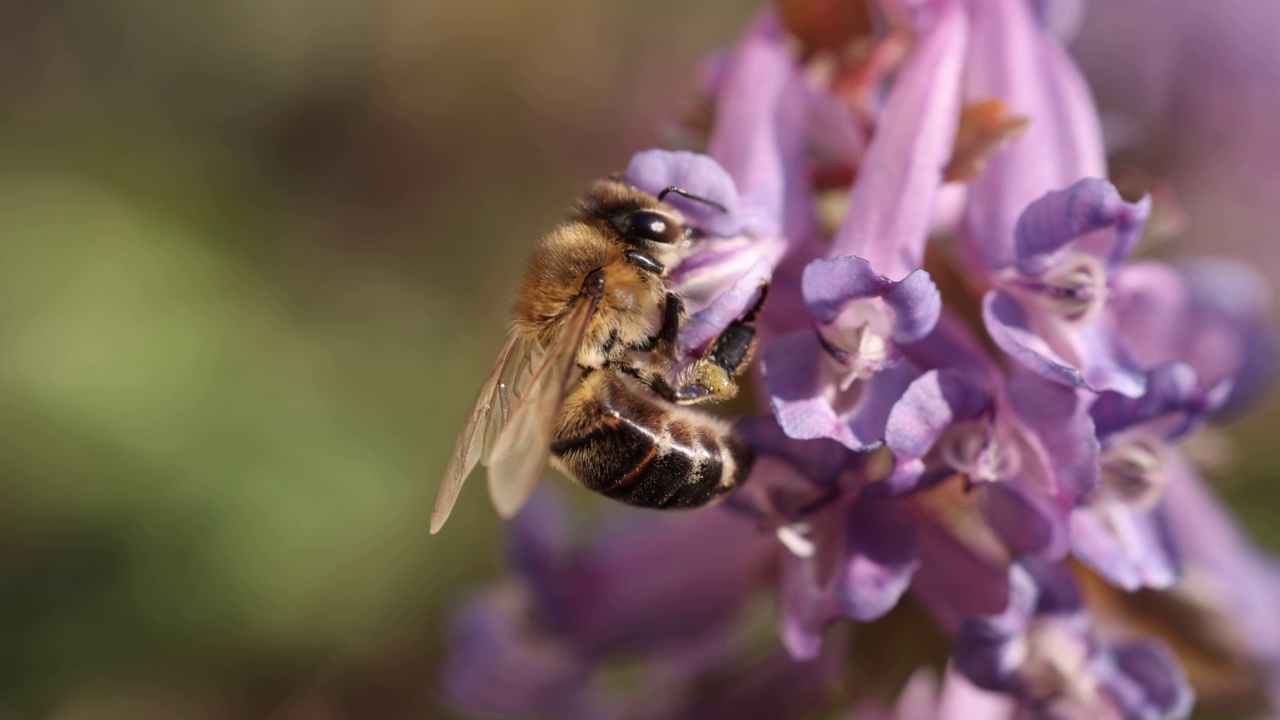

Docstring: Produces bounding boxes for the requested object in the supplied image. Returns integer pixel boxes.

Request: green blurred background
[0,1,1275,718]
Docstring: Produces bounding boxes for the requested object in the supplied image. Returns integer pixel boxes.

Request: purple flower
[730,416,922,659]
[954,558,1194,719]
[831,0,967,279]
[883,318,1099,559]
[703,10,815,245]
[982,179,1152,396]
[1106,258,1275,421]
[760,0,966,451]
[441,491,775,718]
[776,485,921,659]
[1069,259,1272,591]
[440,1,1280,717]
[762,314,924,451]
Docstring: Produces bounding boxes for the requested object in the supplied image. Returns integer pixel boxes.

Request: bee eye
[617,210,683,244]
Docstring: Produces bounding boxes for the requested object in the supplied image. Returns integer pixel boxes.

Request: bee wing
[430,332,530,534]
[485,294,597,519]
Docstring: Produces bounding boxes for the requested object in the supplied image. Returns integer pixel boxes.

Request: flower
[730,415,921,659]
[440,1,1279,718]
[440,491,779,719]
[761,0,963,451]
[954,558,1194,719]
[884,319,1099,558]
[981,179,1152,396]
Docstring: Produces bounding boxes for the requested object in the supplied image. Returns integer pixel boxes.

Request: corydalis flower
[763,0,961,450]
[955,559,1194,719]
[441,492,781,719]
[884,318,1099,560]
[730,416,921,659]
[982,179,1152,396]
[441,1,1279,718]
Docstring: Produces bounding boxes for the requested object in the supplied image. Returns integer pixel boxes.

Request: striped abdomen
[550,370,754,508]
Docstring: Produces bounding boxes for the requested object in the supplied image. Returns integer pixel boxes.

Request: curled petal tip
[1014,178,1151,277]
[801,256,942,344]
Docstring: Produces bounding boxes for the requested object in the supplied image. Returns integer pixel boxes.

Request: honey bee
[429,176,765,533]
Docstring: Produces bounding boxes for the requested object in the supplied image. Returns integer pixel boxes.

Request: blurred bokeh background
[0,0,1275,718]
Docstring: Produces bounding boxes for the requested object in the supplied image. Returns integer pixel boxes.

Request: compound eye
[620,210,683,244]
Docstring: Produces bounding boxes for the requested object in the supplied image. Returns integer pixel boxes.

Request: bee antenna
[657,186,728,214]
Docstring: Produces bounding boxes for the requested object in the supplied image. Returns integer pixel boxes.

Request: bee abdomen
[551,374,753,509]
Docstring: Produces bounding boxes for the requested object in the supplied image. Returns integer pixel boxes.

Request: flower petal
[954,563,1040,693]
[911,511,1012,634]
[1106,259,1275,419]
[935,665,1019,720]
[961,0,1107,273]
[739,414,860,489]
[1030,0,1085,41]
[1100,642,1195,720]
[1070,504,1179,591]
[1089,361,1218,442]
[580,508,771,651]
[779,493,920,659]
[983,289,1146,396]
[764,330,843,442]
[1020,554,1084,615]
[670,236,786,309]
[706,8,813,240]
[780,544,829,660]
[1005,370,1099,501]
[441,587,587,715]
[678,258,771,354]
[1180,257,1276,418]
[508,491,578,631]
[1015,178,1151,276]
[1106,260,1189,368]
[763,329,920,449]
[802,256,942,343]
[901,312,1000,379]
[979,480,1068,559]
[829,0,968,278]
[955,559,1087,697]
[836,493,921,621]
[1163,450,1280,672]
[883,369,991,494]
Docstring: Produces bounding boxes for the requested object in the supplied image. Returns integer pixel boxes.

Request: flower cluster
[440,1,1279,718]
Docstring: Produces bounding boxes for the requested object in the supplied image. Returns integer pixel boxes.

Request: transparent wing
[430,332,532,534]
[485,295,597,519]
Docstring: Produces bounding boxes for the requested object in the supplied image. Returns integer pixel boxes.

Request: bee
[429,176,765,533]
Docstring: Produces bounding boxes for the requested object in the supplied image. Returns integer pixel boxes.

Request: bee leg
[621,350,737,405]
[626,283,769,405]
[623,249,665,276]
[665,282,769,404]
[666,326,753,404]
[639,292,684,360]
[618,363,680,401]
